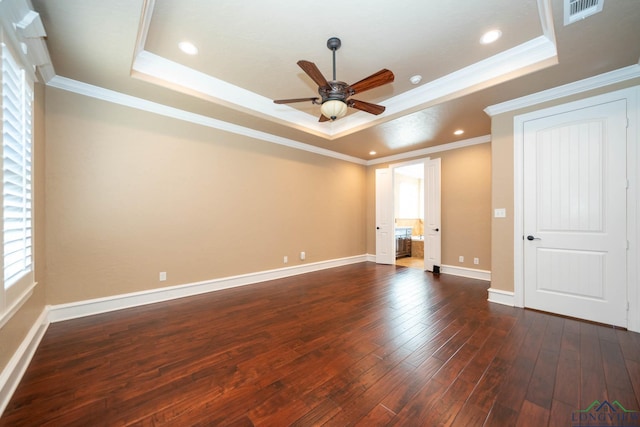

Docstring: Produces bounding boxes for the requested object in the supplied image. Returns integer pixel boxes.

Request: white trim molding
[47,76,367,166]
[631,83,640,334]
[440,265,491,281]
[3,255,369,416]
[0,282,36,330]
[131,0,557,140]
[487,288,515,306]
[367,135,491,166]
[0,308,49,417]
[0,0,55,83]
[48,255,368,323]
[484,64,640,116]
[47,76,493,168]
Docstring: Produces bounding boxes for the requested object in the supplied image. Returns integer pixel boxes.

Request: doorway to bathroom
[375,158,441,271]
[394,163,425,269]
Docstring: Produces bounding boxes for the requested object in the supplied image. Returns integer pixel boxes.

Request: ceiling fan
[273,37,394,122]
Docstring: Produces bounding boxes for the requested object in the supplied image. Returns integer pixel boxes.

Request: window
[1,41,35,325]
[396,174,424,220]
[2,44,33,289]
[398,181,420,219]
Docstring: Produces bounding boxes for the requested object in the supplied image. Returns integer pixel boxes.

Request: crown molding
[0,0,54,83]
[131,0,558,140]
[484,64,640,116]
[47,75,494,167]
[328,35,557,140]
[131,35,557,141]
[47,76,367,165]
[130,50,331,139]
[366,135,491,166]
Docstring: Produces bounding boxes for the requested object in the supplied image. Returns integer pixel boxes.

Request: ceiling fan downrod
[327,37,341,81]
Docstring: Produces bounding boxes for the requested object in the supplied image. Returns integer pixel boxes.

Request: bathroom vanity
[395,227,412,258]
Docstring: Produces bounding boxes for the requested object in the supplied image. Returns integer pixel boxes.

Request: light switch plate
[494,208,506,218]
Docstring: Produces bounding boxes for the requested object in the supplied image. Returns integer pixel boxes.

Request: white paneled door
[375,168,395,265]
[523,99,628,327]
[424,158,441,271]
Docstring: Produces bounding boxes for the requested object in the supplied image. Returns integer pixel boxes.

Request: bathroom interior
[393,163,425,269]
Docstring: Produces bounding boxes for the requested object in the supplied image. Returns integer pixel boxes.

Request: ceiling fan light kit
[273,37,394,122]
[321,99,348,121]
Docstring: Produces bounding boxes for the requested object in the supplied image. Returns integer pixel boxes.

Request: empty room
[1,0,640,425]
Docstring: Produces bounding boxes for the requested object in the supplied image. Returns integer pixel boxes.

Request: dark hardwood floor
[2,262,640,426]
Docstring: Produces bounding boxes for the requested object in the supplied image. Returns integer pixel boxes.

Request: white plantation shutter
[2,44,33,289]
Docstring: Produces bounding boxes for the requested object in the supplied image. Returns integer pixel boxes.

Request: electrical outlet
[300,251,306,260]
[283,256,288,264]
[459,256,464,263]
[159,272,167,281]
[474,258,479,265]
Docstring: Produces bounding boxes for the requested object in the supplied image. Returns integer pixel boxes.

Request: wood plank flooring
[394,256,423,269]
[2,262,640,426]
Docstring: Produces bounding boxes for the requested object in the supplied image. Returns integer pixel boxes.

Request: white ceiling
[26,0,640,160]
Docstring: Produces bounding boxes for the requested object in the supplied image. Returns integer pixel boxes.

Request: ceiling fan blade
[273,97,319,104]
[297,60,329,88]
[349,69,394,95]
[318,113,330,122]
[348,99,386,115]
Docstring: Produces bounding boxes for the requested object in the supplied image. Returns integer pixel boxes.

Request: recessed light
[480,29,502,45]
[369,151,377,156]
[178,41,198,55]
[454,129,464,135]
[409,75,422,85]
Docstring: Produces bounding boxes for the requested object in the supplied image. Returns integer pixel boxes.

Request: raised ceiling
[30,0,640,160]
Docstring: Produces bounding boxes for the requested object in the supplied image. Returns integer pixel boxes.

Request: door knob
[434,228,439,232]
[527,235,541,241]
[376,226,380,230]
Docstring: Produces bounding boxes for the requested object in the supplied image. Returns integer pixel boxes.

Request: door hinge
[627,301,630,312]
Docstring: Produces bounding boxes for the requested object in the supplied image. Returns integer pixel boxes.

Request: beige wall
[44,88,367,304]
[489,117,514,291]
[0,83,47,371]
[2,66,638,408]
[366,142,492,270]
[490,77,640,292]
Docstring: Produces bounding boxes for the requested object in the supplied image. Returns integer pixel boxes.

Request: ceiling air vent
[564,0,604,25]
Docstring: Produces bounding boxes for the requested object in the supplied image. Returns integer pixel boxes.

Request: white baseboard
[0,255,495,417]
[440,265,492,281]
[0,308,49,417]
[366,256,493,282]
[48,254,369,323]
[487,288,515,306]
[2,255,368,417]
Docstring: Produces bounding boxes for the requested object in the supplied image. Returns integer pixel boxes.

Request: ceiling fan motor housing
[319,81,353,103]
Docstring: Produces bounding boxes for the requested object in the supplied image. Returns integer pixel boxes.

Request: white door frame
[513,86,639,332]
